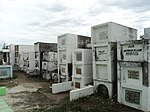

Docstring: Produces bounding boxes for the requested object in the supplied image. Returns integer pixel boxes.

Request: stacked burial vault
[91,22,137,98]
[1,42,58,78]
[19,52,35,73]
[117,28,150,111]
[52,22,140,102]
[72,49,92,89]
[18,52,26,71]
[52,33,91,94]
[15,45,34,66]
[57,33,91,82]
[23,52,35,74]
[42,51,57,80]
[70,49,93,101]
[16,45,35,73]
[34,42,57,77]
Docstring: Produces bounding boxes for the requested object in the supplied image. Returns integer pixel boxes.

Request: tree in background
[2,43,8,49]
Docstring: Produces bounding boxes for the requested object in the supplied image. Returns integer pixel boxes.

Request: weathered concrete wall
[52,81,72,94]
[38,43,57,52]
[70,85,94,101]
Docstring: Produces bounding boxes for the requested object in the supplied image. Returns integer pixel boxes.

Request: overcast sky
[0,0,150,47]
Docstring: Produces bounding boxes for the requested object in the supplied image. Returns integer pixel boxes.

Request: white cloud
[0,0,150,47]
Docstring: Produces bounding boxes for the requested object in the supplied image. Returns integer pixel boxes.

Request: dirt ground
[0,71,141,112]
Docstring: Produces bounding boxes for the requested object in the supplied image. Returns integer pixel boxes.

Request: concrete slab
[52,81,73,94]
[70,85,94,101]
